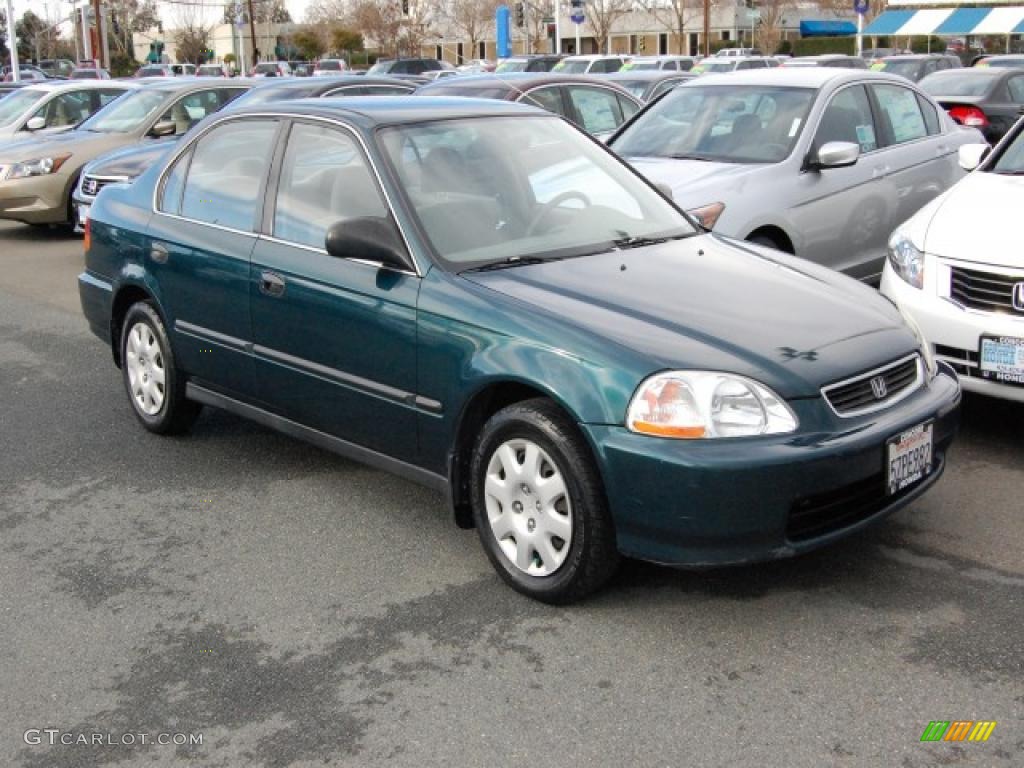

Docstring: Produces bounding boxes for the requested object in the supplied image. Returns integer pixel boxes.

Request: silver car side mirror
[958,143,990,172]
[25,116,46,131]
[812,141,860,170]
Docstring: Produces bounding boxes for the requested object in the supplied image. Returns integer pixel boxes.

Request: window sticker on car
[788,117,802,137]
[855,123,877,151]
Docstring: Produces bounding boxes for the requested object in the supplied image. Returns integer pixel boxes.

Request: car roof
[927,67,1007,79]
[228,96,545,126]
[144,77,254,92]
[419,72,631,90]
[692,67,906,88]
[600,70,694,82]
[16,79,135,93]
[882,53,953,61]
[248,75,412,92]
[561,54,625,61]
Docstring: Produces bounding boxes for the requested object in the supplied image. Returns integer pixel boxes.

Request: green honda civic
[78,97,960,603]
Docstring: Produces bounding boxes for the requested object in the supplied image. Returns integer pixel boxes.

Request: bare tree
[522,0,554,54]
[586,0,632,55]
[638,0,700,55]
[754,0,797,55]
[397,0,438,57]
[107,0,159,58]
[440,0,500,61]
[351,0,405,57]
[173,7,215,64]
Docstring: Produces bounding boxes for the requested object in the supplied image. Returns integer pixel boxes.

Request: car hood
[623,155,767,209]
[922,170,1024,266]
[86,139,177,179]
[0,128,127,164]
[462,234,917,399]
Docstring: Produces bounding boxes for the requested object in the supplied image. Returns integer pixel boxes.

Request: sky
[6,0,314,36]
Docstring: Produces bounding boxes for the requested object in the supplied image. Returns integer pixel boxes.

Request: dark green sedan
[79,98,961,603]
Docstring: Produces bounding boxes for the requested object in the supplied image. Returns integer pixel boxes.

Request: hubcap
[125,322,166,416]
[484,438,572,577]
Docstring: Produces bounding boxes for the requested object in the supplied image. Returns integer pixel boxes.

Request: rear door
[249,119,421,460]
[149,117,281,397]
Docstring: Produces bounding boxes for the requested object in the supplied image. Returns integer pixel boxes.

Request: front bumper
[0,172,71,224]
[583,367,960,566]
[881,263,1024,403]
[71,189,94,233]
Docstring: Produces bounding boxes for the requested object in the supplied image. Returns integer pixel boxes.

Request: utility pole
[703,0,710,56]
[553,0,560,54]
[247,0,258,67]
[5,0,19,80]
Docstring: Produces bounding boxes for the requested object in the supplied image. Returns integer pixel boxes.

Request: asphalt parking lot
[1,219,1021,768]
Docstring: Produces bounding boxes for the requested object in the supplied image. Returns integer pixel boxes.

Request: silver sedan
[610,68,984,281]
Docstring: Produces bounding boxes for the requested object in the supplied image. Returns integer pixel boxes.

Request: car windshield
[612,80,650,99]
[920,72,994,96]
[991,126,1024,174]
[612,84,815,164]
[366,61,393,74]
[198,66,220,74]
[626,61,660,71]
[421,84,511,99]
[0,88,43,127]
[138,67,165,76]
[317,60,342,70]
[495,59,527,73]
[554,60,590,73]
[254,63,280,73]
[874,60,921,78]
[699,61,736,73]
[78,89,165,133]
[980,57,1024,68]
[378,115,695,269]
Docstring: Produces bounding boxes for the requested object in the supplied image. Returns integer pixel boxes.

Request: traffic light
[515,2,525,27]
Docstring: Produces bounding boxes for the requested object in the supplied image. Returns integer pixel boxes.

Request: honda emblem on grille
[870,376,888,400]
[1013,282,1024,312]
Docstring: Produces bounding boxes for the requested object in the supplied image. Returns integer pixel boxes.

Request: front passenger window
[814,85,876,154]
[273,123,388,249]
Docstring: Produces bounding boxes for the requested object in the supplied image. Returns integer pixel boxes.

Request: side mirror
[25,116,46,131]
[808,141,860,171]
[324,217,413,272]
[958,142,990,171]
[149,120,176,137]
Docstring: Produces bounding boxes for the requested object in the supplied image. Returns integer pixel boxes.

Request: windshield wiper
[667,153,716,162]
[611,232,693,250]
[994,170,1024,176]
[463,256,553,272]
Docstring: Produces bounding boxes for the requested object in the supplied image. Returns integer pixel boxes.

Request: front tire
[120,302,200,435]
[470,399,619,604]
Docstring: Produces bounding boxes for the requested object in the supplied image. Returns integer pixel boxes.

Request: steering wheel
[526,190,592,237]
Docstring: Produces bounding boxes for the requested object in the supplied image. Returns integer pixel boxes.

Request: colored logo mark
[920,721,997,742]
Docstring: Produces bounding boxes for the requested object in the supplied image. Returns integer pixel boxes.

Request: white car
[553,55,629,74]
[881,117,1024,401]
[0,80,135,142]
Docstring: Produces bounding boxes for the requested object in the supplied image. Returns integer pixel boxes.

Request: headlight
[898,306,937,378]
[5,154,72,180]
[686,201,725,230]
[887,230,924,289]
[626,371,798,439]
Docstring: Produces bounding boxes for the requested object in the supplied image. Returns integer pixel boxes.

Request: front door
[250,120,421,462]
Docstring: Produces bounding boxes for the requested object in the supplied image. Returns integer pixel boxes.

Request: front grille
[80,175,125,199]
[950,266,1024,315]
[935,344,979,378]
[822,355,922,417]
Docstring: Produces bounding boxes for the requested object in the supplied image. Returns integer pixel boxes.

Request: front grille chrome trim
[821,353,923,419]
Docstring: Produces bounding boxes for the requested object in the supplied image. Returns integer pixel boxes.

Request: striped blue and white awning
[864,6,1024,35]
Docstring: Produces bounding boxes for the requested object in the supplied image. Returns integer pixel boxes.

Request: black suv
[367,58,444,75]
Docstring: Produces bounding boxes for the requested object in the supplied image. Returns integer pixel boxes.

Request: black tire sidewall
[120,302,181,433]
[470,403,609,602]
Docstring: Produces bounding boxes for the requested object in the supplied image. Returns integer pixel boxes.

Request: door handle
[150,242,169,264]
[259,270,286,298]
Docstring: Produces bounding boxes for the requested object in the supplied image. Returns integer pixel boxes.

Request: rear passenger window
[521,86,564,115]
[567,86,624,134]
[873,84,928,145]
[179,119,277,231]
[814,85,877,153]
[1008,76,1024,103]
[273,123,387,249]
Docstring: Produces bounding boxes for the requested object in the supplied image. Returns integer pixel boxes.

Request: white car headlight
[626,371,798,439]
[887,230,924,289]
[898,306,938,378]
[5,154,71,180]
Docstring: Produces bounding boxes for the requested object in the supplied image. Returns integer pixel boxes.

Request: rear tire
[470,398,619,604]
[120,302,200,435]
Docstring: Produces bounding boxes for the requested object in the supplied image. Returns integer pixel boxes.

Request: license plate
[979,335,1024,386]
[76,203,90,227]
[886,422,933,496]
